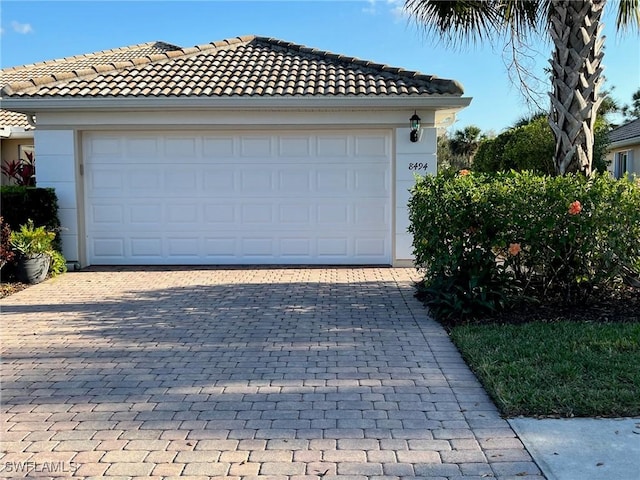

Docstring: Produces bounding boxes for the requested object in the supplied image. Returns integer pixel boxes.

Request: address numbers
[408,162,428,171]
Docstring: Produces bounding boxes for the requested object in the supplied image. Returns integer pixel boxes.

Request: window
[613,151,628,179]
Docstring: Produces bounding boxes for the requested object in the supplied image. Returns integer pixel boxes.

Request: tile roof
[0,109,33,129]
[2,35,464,99]
[1,41,182,130]
[609,118,640,143]
[1,41,182,84]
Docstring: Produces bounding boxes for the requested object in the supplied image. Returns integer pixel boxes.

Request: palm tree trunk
[548,0,606,175]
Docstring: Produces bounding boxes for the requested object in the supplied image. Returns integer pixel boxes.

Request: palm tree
[450,125,485,160]
[404,0,639,175]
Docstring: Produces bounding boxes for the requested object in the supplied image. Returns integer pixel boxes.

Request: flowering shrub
[408,171,640,321]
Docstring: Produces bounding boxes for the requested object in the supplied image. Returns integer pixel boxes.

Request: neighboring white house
[607,118,639,180]
[1,35,470,267]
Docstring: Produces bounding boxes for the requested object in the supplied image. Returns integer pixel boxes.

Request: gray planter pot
[16,253,50,284]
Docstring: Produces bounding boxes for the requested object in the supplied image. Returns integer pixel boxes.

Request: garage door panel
[279,137,311,157]
[130,237,162,257]
[128,168,162,190]
[91,204,124,224]
[203,169,236,191]
[204,204,236,223]
[356,238,387,256]
[355,136,389,157]
[278,170,311,191]
[88,168,123,194]
[126,137,159,158]
[279,205,311,223]
[203,137,235,157]
[280,238,312,256]
[204,237,236,256]
[85,130,391,265]
[355,204,388,225]
[92,238,125,258]
[315,170,349,193]
[167,204,199,223]
[242,238,273,256]
[318,238,348,256]
[241,136,273,157]
[130,204,162,224]
[317,136,349,157]
[167,237,199,256]
[241,204,273,223]
[354,168,389,193]
[165,137,197,157]
[240,170,275,192]
[169,171,199,190]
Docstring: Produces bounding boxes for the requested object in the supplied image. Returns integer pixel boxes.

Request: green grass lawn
[450,321,640,417]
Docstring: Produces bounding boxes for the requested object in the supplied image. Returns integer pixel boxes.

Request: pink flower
[508,243,521,256]
[568,201,582,215]
[459,169,471,176]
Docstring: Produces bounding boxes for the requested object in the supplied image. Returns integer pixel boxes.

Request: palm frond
[404,0,504,46]
[616,0,640,32]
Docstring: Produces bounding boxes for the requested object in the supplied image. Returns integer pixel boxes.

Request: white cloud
[362,0,377,15]
[11,21,33,34]
[363,0,409,20]
[387,0,409,20]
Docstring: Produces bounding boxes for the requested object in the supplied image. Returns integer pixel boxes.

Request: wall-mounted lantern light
[409,111,421,143]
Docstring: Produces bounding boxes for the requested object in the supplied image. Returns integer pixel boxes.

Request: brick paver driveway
[1,267,543,479]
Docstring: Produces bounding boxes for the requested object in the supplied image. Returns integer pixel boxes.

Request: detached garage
[1,35,470,266]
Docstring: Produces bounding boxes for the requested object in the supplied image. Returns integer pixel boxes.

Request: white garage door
[84,130,392,265]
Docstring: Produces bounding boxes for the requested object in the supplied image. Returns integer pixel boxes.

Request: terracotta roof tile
[0,109,33,129]
[0,41,181,84]
[2,36,464,100]
[1,40,181,129]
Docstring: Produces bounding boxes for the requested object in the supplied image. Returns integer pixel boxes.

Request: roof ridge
[2,36,257,95]
[1,41,181,73]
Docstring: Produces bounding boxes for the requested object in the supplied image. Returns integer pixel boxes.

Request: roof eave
[0,126,33,139]
[609,136,640,150]
[0,95,472,113]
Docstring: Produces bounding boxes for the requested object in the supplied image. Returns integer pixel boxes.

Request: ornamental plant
[9,219,67,277]
[408,170,640,322]
[1,152,35,186]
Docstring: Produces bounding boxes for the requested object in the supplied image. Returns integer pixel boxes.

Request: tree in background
[437,125,486,171]
[622,88,640,121]
[474,107,612,174]
[404,0,640,176]
[474,115,555,174]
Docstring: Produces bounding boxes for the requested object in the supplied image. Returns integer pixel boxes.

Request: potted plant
[9,219,59,284]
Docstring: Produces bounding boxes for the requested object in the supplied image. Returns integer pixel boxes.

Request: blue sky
[1,0,638,133]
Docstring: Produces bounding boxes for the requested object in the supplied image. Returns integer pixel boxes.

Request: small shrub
[9,219,56,256]
[49,250,68,277]
[0,186,62,250]
[0,216,15,268]
[408,171,640,322]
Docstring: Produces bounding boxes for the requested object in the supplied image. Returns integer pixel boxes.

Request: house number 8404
[408,162,428,170]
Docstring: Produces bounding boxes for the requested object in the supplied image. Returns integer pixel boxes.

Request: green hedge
[0,186,62,250]
[408,171,640,321]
